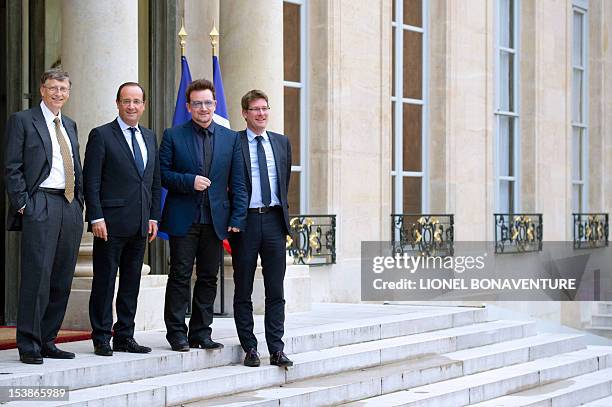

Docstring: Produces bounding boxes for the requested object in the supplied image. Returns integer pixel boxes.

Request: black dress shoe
[94,342,113,356]
[41,344,75,359]
[113,337,152,354]
[243,348,260,367]
[189,337,224,350]
[19,352,43,365]
[270,351,293,367]
[170,340,190,352]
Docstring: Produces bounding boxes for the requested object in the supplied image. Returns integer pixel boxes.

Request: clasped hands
[194,175,240,233]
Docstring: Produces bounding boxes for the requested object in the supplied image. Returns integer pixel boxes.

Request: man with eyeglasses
[5,69,84,364]
[229,89,293,368]
[159,79,247,352]
[83,82,161,356]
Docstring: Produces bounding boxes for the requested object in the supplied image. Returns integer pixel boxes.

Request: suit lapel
[31,106,53,167]
[140,126,156,175]
[239,131,252,186]
[182,122,199,171]
[111,119,142,177]
[268,132,284,192]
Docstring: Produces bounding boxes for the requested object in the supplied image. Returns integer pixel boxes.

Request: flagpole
[210,23,219,57]
[178,18,188,57]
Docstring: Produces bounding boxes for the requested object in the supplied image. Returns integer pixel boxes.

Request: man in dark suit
[230,89,293,368]
[159,79,247,352]
[5,69,84,364]
[83,82,161,356]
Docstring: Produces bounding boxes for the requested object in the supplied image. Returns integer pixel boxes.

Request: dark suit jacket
[4,104,84,231]
[238,130,292,235]
[83,119,161,237]
[159,120,248,239]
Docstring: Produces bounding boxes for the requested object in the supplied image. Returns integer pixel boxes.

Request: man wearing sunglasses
[159,79,247,352]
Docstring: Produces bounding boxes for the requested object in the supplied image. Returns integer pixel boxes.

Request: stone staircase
[0,303,610,406]
[589,302,612,339]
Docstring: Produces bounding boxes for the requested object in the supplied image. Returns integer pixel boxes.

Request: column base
[62,274,168,331]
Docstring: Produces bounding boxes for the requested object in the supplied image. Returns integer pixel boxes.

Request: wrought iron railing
[391,214,454,256]
[494,213,543,254]
[573,213,609,249]
[286,215,336,265]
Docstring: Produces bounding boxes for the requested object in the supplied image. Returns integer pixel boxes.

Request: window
[495,0,520,213]
[571,3,588,213]
[391,0,429,214]
[283,0,308,213]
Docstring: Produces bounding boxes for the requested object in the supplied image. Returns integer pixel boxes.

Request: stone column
[60,0,141,278]
[220,0,284,132]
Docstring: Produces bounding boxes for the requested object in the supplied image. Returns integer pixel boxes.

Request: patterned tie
[255,135,271,207]
[129,127,145,177]
[53,117,74,203]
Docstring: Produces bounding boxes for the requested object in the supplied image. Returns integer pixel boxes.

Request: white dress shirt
[116,116,148,167]
[39,101,75,189]
[246,128,280,208]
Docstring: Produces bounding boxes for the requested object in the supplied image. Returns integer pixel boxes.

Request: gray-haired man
[5,69,84,364]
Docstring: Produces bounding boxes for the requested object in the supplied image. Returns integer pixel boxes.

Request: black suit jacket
[238,130,292,235]
[83,119,161,237]
[4,105,84,231]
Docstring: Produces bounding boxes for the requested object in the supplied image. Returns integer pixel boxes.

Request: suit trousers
[17,191,83,354]
[89,234,147,344]
[164,224,222,343]
[230,209,286,353]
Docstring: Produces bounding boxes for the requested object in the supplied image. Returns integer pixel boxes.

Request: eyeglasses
[247,107,270,113]
[120,99,144,106]
[43,85,70,94]
[190,100,215,109]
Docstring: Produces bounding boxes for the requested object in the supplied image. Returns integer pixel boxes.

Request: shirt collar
[191,120,216,135]
[246,127,268,143]
[40,101,62,125]
[117,116,139,133]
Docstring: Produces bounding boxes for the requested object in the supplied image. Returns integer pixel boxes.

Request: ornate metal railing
[573,213,609,249]
[494,213,543,254]
[286,215,336,266]
[391,214,454,257]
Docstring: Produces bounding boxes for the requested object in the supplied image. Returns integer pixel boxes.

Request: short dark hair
[186,79,216,103]
[241,89,269,111]
[40,69,71,87]
[116,82,146,102]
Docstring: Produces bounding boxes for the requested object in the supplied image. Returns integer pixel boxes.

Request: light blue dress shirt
[246,128,280,208]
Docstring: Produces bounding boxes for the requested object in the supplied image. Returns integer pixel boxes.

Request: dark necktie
[255,135,271,207]
[202,128,213,177]
[129,127,145,177]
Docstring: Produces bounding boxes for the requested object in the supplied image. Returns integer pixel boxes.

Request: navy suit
[83,119,161,345]
[4,104,84,356]
[159,120,247,344]
[229,129,292,354]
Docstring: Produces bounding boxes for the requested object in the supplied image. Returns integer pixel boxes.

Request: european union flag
[158,56,193,240]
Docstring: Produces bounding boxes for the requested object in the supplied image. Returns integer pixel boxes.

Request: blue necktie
[129,127,145,177]
[255,135,271,207]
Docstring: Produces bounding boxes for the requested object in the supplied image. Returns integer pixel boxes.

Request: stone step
[25,320,534,406]
[0,307,487,392]
[184,333,585,407]
[339,347,612,407]
[582,394,612,406]
[592,314,612,327]
[471,364,612,407]
[598,302,612,314]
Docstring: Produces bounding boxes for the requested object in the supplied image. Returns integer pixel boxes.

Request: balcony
[286,215,336,266]
[391,214,454,257]
[494,213,543,254]
[573,213,609,249]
